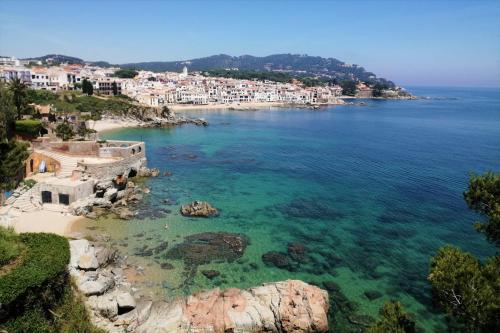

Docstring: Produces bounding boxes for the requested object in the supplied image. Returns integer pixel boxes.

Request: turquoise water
[84,87,499,332]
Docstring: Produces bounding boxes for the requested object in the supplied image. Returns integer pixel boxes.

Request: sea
[74,86,500,332]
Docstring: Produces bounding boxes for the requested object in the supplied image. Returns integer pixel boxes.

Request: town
[0,55,410,109]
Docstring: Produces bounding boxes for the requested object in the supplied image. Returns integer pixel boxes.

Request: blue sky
[1,0,499,86]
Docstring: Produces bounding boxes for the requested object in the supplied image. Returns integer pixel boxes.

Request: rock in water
[180,200,219,217]
[165,232,248,267]
[134,280,329,333]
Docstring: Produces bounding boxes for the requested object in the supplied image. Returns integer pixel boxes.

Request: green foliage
[0,230,104,333]
[8,77,28,119]
[2,308,53,333]
[340,80,357,96]
[111,81,118,95]
[53,285,107,333]
[0,232,70,305]
[15,119,43,136]
[463,171,500,245]
[0,82,17,141]
[429,246,499,332]
[20,178,37,188]
[81,79,94,96]
[0,140,29,191]
[365,301,415,333]
[204,69,328,87]
[0,226,24,267]
[372,82,391,97]
[114,68,138,78]
[55,121,74,141]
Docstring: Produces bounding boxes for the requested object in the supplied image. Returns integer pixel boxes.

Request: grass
[0,228,105,333]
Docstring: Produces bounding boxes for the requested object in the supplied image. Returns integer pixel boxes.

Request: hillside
[23,53,396,87]
[120,53,394,86]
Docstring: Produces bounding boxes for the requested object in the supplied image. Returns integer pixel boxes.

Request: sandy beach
[0,208,84,237]
[87,118,141,133]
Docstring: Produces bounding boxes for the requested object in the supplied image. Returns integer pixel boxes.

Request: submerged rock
[165,232,249,267]
[364,290,383,301]
[180,200,219,217]
[262,251,291,269]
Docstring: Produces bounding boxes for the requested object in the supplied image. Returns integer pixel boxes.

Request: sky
[1,0,499,87]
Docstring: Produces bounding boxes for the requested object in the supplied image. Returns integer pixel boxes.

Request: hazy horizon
[1,0,499,87]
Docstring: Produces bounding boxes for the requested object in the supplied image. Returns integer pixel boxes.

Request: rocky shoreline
[68,238,330,333]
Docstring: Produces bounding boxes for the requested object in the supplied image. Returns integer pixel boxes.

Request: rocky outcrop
[180,200,219,217]
[69,179,150,220]
[137,167,160,177]
[68,239,329,333]
[134,280,329,333]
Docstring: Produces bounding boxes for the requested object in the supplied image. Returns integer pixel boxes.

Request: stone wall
[33,140,100,156]
[78,153,146,181]
[99,141,146,159]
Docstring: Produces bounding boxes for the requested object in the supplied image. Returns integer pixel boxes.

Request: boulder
[95,295,119,319]
[78,252,99,270]
[180,201,219,217]
[79,272,115,296]
[117,292,136,312]
[69,239,91,269]
[95,247,117,267]
[104,188,118,202]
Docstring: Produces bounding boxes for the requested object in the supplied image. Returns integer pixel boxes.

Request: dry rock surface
[69,239,329,333]
[180,200,219,217]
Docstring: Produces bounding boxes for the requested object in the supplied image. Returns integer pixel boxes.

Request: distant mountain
[119,53,394,86]
[22,54,85,64]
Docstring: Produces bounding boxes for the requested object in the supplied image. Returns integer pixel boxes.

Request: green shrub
[365,301,416,333]
[15,119,43,136]
[20,179,37,189]
[0,233,70,306]
[0,226,24,267]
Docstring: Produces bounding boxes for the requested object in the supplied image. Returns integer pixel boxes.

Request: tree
[8,77,27,120]
[463,171,500,245]
[428,246,499,332]
[114,69,138,78]
[0,140,29,201]
[365,301,415,333]
[81,79,93,96]
[340,80,357,96]
[111,81,118,96]
[0,82,17,141]
[55,121,74,141]
[429,171,500,332]
[372,83,389,97]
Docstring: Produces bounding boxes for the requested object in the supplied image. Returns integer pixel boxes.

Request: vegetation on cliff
[0,228,104,333]
[429,171,500,332]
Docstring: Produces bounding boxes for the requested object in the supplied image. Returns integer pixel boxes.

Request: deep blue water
[86,86,500,332]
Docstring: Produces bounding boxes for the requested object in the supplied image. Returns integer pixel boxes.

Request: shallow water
[76,87,500,332]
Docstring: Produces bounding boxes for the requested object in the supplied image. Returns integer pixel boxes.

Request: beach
[87,118,141,133]
[0,207,83,237]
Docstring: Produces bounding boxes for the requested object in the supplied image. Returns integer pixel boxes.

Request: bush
[55,121,74,141]
[0,233,70,307]
[15,119,43,136]
[365,301,416,333]
[0,226,24,267]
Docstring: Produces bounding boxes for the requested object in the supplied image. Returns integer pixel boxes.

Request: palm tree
[8,77,27,120]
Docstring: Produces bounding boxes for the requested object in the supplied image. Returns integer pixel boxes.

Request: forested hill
[119,54,395,87]
[23,53,395,87]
